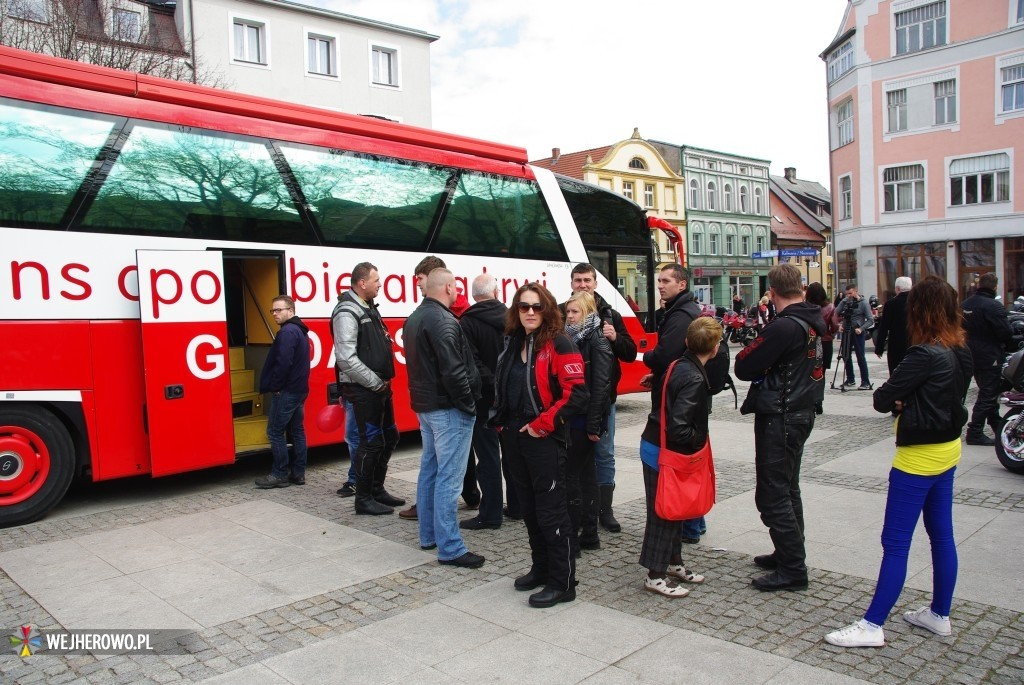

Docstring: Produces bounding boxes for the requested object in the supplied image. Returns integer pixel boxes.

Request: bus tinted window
[281,145,446,250]
[435,172,565,260]
[0,100,116,227]
[80,124,314,244]
[556,175,649,248]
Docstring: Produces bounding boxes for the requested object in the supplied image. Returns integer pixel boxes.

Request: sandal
[666,564,705,584]
[644,576,689,598]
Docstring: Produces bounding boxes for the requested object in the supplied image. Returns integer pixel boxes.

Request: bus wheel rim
[0,428,51,505]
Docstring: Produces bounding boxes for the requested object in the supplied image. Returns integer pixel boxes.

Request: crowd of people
[255,257,995,647]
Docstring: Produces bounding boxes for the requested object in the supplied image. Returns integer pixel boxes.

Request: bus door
[136,250,235,476]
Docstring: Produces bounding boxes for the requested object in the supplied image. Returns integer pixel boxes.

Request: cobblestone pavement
[1,353,1023,684]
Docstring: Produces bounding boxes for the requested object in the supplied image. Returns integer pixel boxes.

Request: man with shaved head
[404,268,486,568]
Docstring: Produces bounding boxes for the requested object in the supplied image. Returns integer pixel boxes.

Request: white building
[181,0,437,125]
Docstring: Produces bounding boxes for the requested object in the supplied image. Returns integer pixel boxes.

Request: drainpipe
[188,0,197,83]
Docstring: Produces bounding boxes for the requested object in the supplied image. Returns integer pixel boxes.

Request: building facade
[768,168,832,295]
[823,0,1024,304]
[650,142,774,308]
[530,129,685,313]
[181,0,436,126]
[0,0,436,126]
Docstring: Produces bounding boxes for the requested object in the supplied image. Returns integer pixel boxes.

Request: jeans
[343,399,359,484]
[267,392,308,479]
[416,408,476,560]
[843,331,870,386]
[864,466,958,626]
[471,420,503,524]
[681,516,706,538]
[595,403,616,486]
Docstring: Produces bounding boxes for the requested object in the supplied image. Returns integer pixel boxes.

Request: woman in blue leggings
[825,276,973,648]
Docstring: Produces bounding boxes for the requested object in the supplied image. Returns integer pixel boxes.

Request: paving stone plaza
[1,351,1022,684]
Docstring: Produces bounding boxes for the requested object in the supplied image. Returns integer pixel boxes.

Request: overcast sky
[319,0,850,187]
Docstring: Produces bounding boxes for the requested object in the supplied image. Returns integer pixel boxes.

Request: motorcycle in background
[996,348,1024,474]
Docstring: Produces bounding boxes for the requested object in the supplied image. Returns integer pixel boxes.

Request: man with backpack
[735,264,825,591]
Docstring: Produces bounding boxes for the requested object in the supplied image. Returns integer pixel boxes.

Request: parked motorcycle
[996,348,1024,474]
[722,309,757,346]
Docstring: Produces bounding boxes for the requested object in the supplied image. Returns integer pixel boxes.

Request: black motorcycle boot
[966,423,995,446]
[371,453,406,507]
[579,501,601,551]
[355,454,393,515]
[598,484,621,533]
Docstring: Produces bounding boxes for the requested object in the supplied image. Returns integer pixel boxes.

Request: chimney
[784,167,797,183]
[551,148,561,165]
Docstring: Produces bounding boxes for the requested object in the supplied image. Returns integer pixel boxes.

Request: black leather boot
[355,454,393,515]
[598,484,621,533]
[372,453,405,507]
[966,423,995,446]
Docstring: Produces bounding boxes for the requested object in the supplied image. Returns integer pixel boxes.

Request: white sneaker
[665,564,705,584]
[824,620,885,648]
[643,576,689,598]
[903,606,952,636]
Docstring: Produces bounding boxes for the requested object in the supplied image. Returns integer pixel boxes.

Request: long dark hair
[506,282,564,350]
[806,282,829,307]
[906,275,966,348]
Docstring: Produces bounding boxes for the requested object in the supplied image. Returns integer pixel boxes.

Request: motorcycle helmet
[1003,348,1024,387]
[1013,295,1024,313]
[868,295,879,308]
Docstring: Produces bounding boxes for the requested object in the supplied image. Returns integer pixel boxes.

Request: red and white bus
[0,46,674,527]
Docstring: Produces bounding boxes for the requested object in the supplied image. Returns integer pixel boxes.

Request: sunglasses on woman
[517,302,545,313]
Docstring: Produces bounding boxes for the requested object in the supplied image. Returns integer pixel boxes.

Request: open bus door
[136,250,235,476]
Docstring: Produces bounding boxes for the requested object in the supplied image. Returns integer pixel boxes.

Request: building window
[9,0,47,21]
[629,157,647,170]
[372,46,398,86]
[883,164,925,212]
[622,181,634,201]
[1003,64,1024,113]
[895,1,946,55]
[308,34,336,76]
[708,161,717,170]
[836,249,857,290]
[756,235,766,253]
[840,175,852,220]
[934,79,956,124]
[709,233,719,255]
[643,183,655,208]
[878,242,946,295]
[837,99,854,146]
[113,9,142,42]
[1018,0,1024,23]
[828,40,854,82]
[754,187,764,215]
[725,233,735,255]
[689,179,700,209]
[233,20,266,64]
[741,235,750,255]
[692,233,703,255]
[739,186,749,213]
[706,182,717,211]
[723,184,733,212]
[887,89,908,132]
[950,153,1010,205]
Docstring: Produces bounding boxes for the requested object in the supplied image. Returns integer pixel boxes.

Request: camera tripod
[830,325,874,393]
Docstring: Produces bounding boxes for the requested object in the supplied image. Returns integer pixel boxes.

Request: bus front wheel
[0,406,76,528]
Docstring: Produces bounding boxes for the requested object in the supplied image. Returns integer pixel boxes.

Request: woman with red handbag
[637,317,722,598]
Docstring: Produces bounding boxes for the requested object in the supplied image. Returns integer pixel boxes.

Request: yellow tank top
[891,418,961,475]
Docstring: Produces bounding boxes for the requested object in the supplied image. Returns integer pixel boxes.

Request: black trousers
[340,384,398,479]
[970,361,1002,430]
[566,427,599,546]
[469,421,503,524]
[500,429,575,591]
[638,463,683,573]
[753,409,814,578]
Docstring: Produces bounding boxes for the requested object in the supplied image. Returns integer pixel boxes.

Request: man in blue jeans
[256,296,310,488]
[335,402,359,497]
[836,285,873,390]
[404,268,484,568]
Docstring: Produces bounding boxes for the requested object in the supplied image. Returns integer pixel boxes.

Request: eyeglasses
[517,302,545,313]
[270,308,292,314]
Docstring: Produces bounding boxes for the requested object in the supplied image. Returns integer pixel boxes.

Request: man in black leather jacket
[404,268,485,568]
[962,272,1013,445]
[735,264,825,592]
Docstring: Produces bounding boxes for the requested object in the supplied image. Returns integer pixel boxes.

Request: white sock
[859,619,882,631]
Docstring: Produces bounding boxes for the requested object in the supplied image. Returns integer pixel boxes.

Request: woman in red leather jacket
[491,283,590,608]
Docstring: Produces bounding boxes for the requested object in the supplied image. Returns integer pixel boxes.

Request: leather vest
[741,317,824,415]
